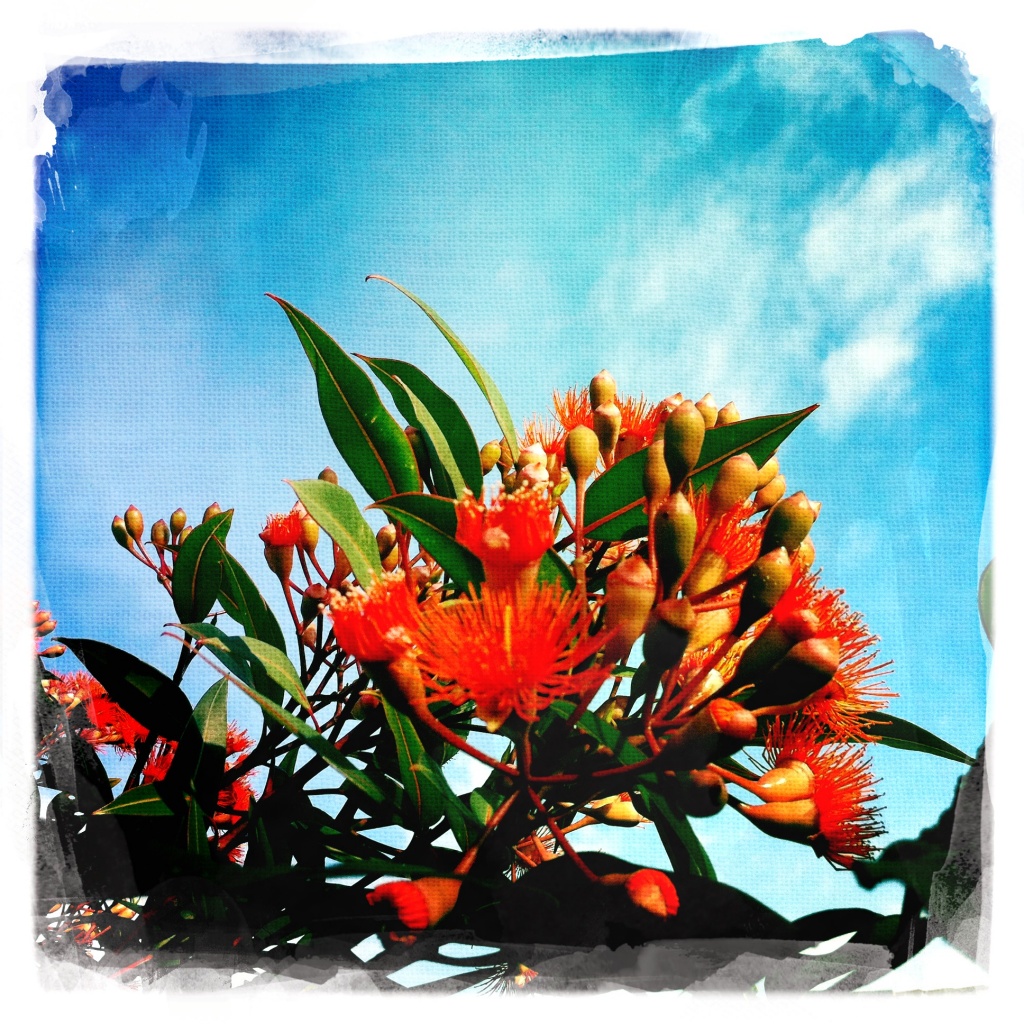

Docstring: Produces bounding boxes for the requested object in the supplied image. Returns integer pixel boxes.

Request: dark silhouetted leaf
[269,294,421,500]
[94,784,176,817]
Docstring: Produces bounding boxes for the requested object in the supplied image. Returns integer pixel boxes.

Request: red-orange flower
[415,581,610,732]
[259,509,303,548]
[773,568,894,740]
[738,718,885,868]
[43,671,147,753]
[328,572,423,664]
[366,877,462,931]
[455,487,555,590]
[623,868,680,917]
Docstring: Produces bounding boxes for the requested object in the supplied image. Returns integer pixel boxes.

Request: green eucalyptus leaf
[379,695,445,827]
[371,493,484,591]
[186,796,212,862]
[366,275,521,462]
[172,510,233,623]
[269,294,421,500]
[360,355,483,498]
[239,636,309,713]
[58,638,193,738]
[634,781,716,879]
[215,544,287,653]
[860,714,976,765]
[94,784,176,817]
[393,375,468,496]
[165,677,229,814]
[583,406,818,541]
[289,478,380,587]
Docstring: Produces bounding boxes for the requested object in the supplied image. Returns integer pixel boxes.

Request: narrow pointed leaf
[365,275,520,462]
[583,406,818,541]
[94,784,175,817]
[215,543,287,652]
[371,493,484,590]
[58,638,193,738]
[239,636,309,713]
[379,695,445,827]
[635,781,716,879]
[165,678,228,813]
[289,478,380,587]
[860,714,976,765]
[393,375,467,495]
[224,670,387,806]
[269,294,421,500]
[360,355,483,498]
[172,510,233,623]
[186,796,212,862]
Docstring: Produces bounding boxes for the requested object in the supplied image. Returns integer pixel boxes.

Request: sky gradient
[35,34,992,922]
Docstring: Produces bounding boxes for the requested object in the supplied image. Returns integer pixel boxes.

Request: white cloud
[820,334,916,428]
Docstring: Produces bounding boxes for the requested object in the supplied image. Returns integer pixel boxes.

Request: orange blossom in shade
[624,868,680,917]
[737,717,885,868]
[327,571,424,665]
[455,486,555,590]
[773,567,894,741]
[414,581,611,732]
[43,671,147,754]
[366,877,462,931]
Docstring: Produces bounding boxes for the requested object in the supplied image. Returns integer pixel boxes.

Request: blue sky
[34,35,991,922]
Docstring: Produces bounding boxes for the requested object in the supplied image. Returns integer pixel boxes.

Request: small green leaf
[371,493,484,591]
[225,670,387,806]
[360,355,483,498]
[216,544,287,653]
[366,275,521,462]
[172,510,233,624]
[583,406,818,541]
[269,294,421,500]
[634,781,716,879]
[58,638,193,738]
[860,714,976,765]
[94,784,176,817]
[289,478,381,587]
[379,695,445,827]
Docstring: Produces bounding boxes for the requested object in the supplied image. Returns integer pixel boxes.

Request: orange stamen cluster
[43,671,148,754]
[259,509,303,548]
[328,572,423,664]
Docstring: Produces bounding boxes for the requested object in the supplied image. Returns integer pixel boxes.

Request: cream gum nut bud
[376,523,397,556]
[736,548,793,633]
[695,393,718,429]
[761,492,817,555]
[124,505,144,542]
[654,493,697,597]
[643,440,671,510]
[753,473,786,512]
[737,798,819,844]
[170,508,187,537]
[590,369,617,410]
[517,441,547,470]
[796,537,816,570]
[684,549,728,597]
[709,453,758,515]
[755,456,779,490]
[751,760,815,802]
[663,401,705,491]
[480,440,502,475]
[658,699,758,771]
[602,556,656,667]
[203,502,222,523]
[318,467,339,485]
[301,622,318,650]
[517,462,549,488]
[716,402,741,426]
[565,425,599,481]
[111,516,132,549]
[685,609,737,653]
[593,402,622,464]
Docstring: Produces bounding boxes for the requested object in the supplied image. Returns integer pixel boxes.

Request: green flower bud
[746,636,841,710]
[643,440,672,511]
[124,505,144,542]
[593,401,622,466]
[602,556,656,668]
[709,453,758,516]
[643,597,696,677]
[111,516,132,549]
[658,699,758,771]
[736,548,793,634]
[695,393,718,429]
[760,491,817,555]
[318,467,339,485]
[755,456,779,490]
[684,550,728,598]
[300,515,320,554]
[203,502,222,523]
[753,473,787,512]
[480,440,502,475]
[564,425,600,482]
[590,369,617,411]
[715,402,740,426]
[663,401,705,492]
[150,519,171,549]
[654,493,697,597]
[673,768,728,817]
[300,583,328,626]
[169,507,187,538]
